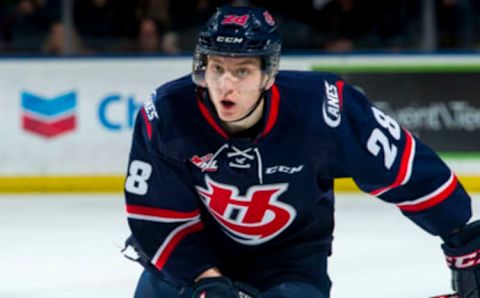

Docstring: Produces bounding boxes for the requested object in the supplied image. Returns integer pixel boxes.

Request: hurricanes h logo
[196,176,295,245]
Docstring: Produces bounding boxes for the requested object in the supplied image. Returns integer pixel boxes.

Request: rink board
[1,55,479,193]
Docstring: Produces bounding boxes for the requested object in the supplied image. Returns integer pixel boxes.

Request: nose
[218,72,236,92]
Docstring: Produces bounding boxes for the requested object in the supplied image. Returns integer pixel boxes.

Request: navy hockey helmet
[192,5,281,87]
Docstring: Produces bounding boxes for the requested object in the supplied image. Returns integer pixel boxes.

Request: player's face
[205,56,268,122]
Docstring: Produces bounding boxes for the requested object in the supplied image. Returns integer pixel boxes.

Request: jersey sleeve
[124,98,218,285]
[326,78,472,236]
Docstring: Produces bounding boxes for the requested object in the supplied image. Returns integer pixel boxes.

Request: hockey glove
[441,220,480,298]
[190,276,259,298]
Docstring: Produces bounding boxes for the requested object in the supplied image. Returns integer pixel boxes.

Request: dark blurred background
[1,0,479,56]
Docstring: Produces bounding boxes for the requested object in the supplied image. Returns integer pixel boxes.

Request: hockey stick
[430,294,459,298]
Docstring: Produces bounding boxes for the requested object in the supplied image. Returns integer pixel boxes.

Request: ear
[264,76,275,90]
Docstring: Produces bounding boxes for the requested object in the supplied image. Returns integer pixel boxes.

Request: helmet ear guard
[192,5,281,88]
[192,50,208,88]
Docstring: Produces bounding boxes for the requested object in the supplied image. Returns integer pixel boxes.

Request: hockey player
[124,5,480,298]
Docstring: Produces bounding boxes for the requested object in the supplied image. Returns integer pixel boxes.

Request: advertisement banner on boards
[331,71,480,152]
[0,58,192,176]
[2,57,480,180]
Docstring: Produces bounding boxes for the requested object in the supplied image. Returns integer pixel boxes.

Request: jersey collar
[196,84,280,140]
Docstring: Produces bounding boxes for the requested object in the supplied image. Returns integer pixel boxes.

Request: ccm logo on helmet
[216,36,243,43]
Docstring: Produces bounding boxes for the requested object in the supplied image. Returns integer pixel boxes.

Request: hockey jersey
[124,70,472,289]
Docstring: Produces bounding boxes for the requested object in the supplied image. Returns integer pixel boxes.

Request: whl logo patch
[21,91,77,138]
[191,153,218,172]
[196,176,296,245]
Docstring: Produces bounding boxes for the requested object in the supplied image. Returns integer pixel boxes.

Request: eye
[210,63,225,75]
[212,64,224,74]
[235,67,250,78]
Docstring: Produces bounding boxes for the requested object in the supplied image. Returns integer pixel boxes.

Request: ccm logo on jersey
[322,80,344,128]
[266,165,304,175]
[196,176,296,245]
[216,36,243,44]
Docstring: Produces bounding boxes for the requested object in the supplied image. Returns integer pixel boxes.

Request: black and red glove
[441,220,480,298]
[189,276,259,298]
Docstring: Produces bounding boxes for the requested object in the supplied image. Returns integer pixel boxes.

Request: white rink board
[1,56,480,176]
[0,58,191,176]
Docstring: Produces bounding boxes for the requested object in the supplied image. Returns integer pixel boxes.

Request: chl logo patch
[322,80,344,128]
[196,176,296,245]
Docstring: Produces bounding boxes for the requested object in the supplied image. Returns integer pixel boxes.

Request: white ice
[1,192,478,298]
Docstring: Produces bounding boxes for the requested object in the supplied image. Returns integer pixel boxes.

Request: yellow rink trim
[0,176,125,193]
[0,175,479,193]
[334,176,480,193]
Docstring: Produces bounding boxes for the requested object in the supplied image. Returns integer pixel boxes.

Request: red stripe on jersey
[196,85,279,139]
[261,84,280,137]
[140,108,153,140]
[126,204,200,220]
[370,129,415,196]
[196,99,229,139]
[336,80,344,108]
[398,173,458,212]
[153,220,204,270]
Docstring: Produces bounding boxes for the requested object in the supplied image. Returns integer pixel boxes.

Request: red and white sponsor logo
[322,80,344,128]
[222,14,249,26]
[140,92,158,140]
[263,11,275,26]
[191,153,218,172]
[446,250,480,269]
[143,96,158,121]
[196,176,296,245]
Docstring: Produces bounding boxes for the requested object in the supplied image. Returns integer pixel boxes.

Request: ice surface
[1,193,478,298]
[0,194,141,298]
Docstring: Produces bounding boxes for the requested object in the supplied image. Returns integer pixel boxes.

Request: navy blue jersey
[124,70,472,289]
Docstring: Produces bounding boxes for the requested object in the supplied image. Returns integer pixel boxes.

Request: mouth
[220,99,235,109]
